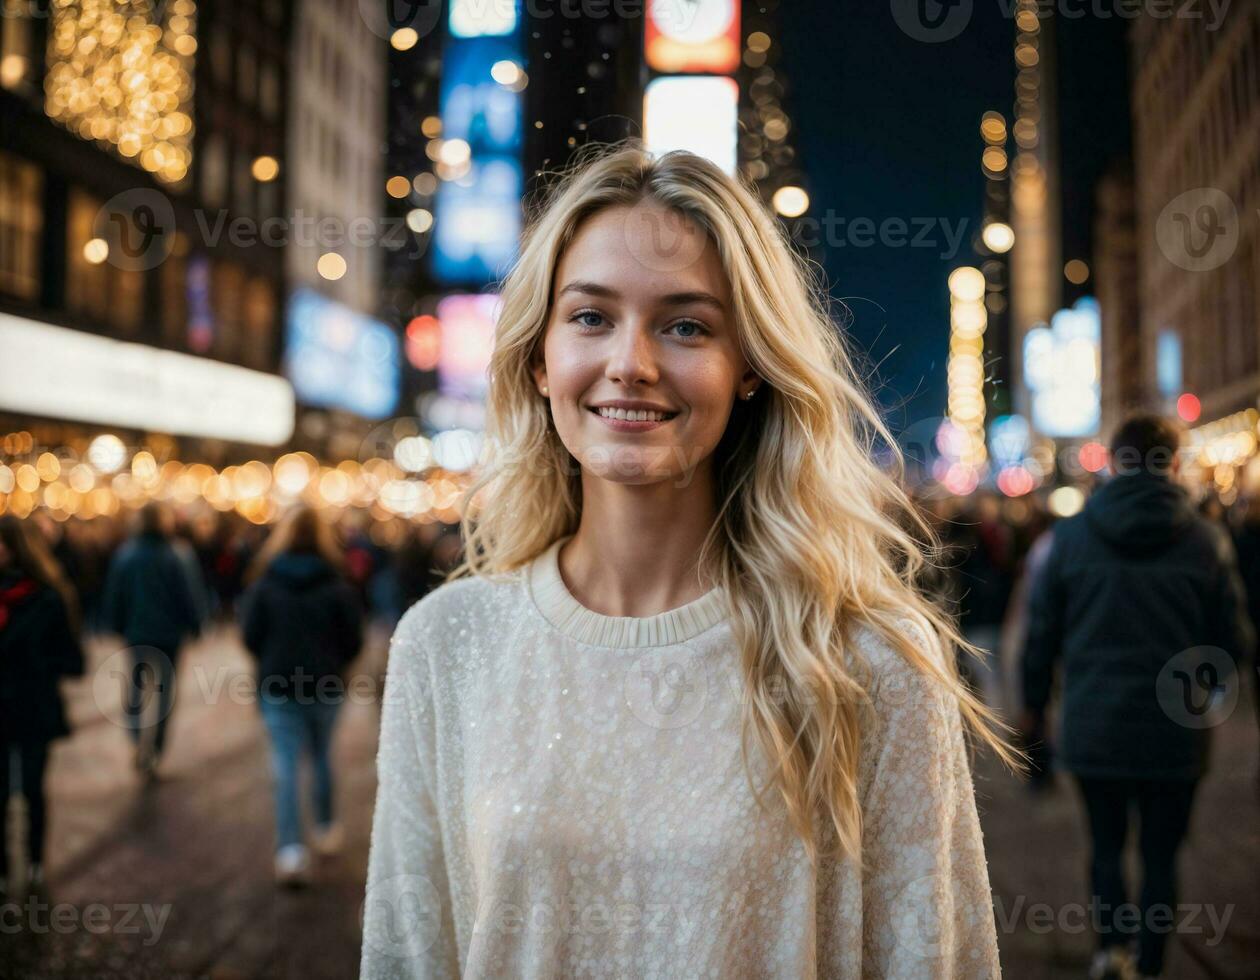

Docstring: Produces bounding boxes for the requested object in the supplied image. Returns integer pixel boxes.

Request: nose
[604,320,659,387]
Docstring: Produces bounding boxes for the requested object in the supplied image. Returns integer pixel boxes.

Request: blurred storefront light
[0,313,294,444]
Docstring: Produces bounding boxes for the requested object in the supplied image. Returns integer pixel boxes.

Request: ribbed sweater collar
[527,536,728,648]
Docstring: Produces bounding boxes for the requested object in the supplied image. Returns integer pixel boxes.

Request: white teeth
[596,407,670,422]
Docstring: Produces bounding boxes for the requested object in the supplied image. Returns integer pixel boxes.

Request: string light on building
[942,265,989,491]
[43,0,197,185]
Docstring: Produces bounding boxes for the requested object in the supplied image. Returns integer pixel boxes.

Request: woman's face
[533,202,757,486]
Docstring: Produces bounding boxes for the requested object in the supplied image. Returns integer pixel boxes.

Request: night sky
[780,5,1131,431]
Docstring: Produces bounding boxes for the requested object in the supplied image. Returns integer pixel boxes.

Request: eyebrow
[557,280,726,313]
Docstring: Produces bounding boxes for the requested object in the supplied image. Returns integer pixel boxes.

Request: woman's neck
[561,467,719,618]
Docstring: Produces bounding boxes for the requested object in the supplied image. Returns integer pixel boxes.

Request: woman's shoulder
[389,570,528,663]
[848,616,947,683]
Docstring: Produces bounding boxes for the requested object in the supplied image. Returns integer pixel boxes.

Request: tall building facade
[287,0,385,315]
[1093,167,1141,437]
[1131,7,1260,424]
[0,0,297,479]
[1008,0,1063,423]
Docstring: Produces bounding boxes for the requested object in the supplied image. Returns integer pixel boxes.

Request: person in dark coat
[0,516,85,893]
[1022,414,1254,980]
[100,502,205,776]
[240,505,363,886]
[1228,495,1260,784]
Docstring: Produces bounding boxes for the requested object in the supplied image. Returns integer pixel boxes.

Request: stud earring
[744,388,756,400]
[541,385,549,396]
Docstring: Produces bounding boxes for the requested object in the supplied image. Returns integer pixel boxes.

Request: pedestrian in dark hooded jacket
[240,505,363,887]
[0,516,84,894]
[1022,414,1253,980]
[100,502,204,776]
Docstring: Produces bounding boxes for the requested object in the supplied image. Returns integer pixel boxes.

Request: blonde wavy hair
[458,142,1024,865]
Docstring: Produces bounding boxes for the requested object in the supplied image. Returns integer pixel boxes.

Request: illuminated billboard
[284,289,399,420]
[433,157,523,283]
[440,38,524,154]
[450,0,517,38]
[433,7,524,286]
[645,0,740,74]
[644,76,738,175]
[1025,297,1101,438]
[436,293,498,400]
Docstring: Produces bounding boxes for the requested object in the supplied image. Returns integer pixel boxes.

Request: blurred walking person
[240,506,363,887]
[1023,415,1253,980]
[0,517,84,894]
[1228,495,1260,786]
[101,503,204,777]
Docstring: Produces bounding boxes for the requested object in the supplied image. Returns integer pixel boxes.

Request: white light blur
[644,76,738,176]
[432,429,482,471]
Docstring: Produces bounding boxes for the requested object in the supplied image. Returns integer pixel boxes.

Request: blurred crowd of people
[919,414,1260,980]
[0,503,462,893]
[3,414,1259,977]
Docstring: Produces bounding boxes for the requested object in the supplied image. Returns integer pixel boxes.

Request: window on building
[211,25,231,85]
[211,260,244,362]
[238,44,257,106]
[0,4,36,94]
[260,63,280,121]
[66,188,110,324]
[201,132,227,208]
[161,232,190,348]
[232,145,254,216]
[0,151,42,300]
[66,187,143,335]
[242,276,276,369]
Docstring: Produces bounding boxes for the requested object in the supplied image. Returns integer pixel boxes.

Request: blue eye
[669,319,705,339]
[571,309,604,329]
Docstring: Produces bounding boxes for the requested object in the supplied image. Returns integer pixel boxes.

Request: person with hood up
[240,506,364,887]
[1022,414,1253,980]
[0,516,84,894]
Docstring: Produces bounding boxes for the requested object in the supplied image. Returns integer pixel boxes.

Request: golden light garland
[0,436,472,526]
[44,0,197,184]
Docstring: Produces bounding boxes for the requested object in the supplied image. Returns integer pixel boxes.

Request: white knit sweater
[361,537,1002,979]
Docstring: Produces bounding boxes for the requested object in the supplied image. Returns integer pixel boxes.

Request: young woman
[241,506,364,886]
[0,515,84,894]
[362,145,1021,977]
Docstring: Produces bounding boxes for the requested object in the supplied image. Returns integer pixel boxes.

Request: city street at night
[1,624,1257,979]
[4,1,1260,978]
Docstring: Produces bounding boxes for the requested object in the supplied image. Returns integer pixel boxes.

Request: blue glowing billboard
[284,288,399,420]
[441,39,523,155]
[433,5,523,287]
[433,158,523,283]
